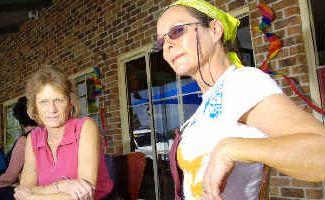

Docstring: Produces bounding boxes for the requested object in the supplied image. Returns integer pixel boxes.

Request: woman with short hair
[14,66,113,200]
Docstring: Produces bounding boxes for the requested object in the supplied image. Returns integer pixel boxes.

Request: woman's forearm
[30,184,75,200]
[1,136,27,187]
[0,172,18,187]
[223,133,325,182]
[31,183,60,195]
[30,179,94,200]
[31,193,72,200]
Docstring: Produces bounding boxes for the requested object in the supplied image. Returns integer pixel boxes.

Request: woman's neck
[47,126,65,144]
[193,48,232,93]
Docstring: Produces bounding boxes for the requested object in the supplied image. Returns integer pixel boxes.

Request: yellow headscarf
[164,0,243,68]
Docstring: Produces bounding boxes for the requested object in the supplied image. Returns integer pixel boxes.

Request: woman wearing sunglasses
[157,0,325,199]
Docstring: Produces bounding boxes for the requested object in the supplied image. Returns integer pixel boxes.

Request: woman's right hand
[57,179,94,200]
[14,185,33,200]
[202,139,235,200]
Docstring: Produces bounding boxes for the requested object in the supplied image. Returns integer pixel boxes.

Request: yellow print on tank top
[177,147,208,199]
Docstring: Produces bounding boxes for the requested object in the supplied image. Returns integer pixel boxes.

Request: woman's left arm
[47,118,100,200]
[233,94,325,180]
[203,94,325,199]
[78,118,100,186]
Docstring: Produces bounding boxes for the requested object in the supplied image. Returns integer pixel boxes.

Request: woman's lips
[172,53,185,63]
[46,116,59,120]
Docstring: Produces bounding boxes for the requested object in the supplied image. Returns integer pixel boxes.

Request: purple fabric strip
[168,128,183,200]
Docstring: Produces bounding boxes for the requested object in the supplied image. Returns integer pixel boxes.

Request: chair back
[127,152,146,200]
[105,152,146,200]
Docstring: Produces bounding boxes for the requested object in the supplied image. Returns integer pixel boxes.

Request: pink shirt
[31,117,113,199]
[0,136,26,187]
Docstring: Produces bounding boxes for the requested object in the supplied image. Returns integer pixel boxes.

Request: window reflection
[310,0,325,66]
[237,16,255,67]
[126,57,149,152]
[181,76,202,121]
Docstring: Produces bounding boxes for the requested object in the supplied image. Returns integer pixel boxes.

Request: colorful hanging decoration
[86,67,111,149]
[256,3,324,115]
[87,67,103,103]
[256,3,282,73]
[85,67,102,115]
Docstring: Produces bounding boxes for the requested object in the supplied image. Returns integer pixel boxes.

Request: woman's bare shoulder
[245,94,325,137]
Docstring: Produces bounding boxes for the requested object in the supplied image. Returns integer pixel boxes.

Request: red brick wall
[0,0,170,154]
[0,0,322,199]
[250,0,312,108]
[248,0,323,199]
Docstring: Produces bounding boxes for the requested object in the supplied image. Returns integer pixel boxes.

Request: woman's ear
[209,19,224,42]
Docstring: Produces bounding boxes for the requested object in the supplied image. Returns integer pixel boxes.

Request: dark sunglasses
[155,22,201,51]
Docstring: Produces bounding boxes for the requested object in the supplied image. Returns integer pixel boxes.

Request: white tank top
[178,66,283,199]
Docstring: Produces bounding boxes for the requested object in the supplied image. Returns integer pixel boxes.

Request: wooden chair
[259,165,271,200]
[105,152,146,200]
[127,152,146,200]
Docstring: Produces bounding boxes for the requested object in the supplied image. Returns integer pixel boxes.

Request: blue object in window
[182,81,200,94]
[0,148,6,173]
[131,81,201,106]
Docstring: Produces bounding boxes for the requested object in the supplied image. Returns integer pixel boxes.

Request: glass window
[3,101,21,153]
[309,0,325,117]
[181,76,202,120]
[125,52,203,158]
[123,51,202,200]
[74,68,101,126]
[237,16,255,67]
[150,51,180,146]
[310,0,325,66]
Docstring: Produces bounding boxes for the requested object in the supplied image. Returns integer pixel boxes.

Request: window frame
[118,44,153,153]
[298,0,323,122]
[118,44,163,200]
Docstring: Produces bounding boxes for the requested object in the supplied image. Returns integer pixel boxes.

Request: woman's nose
[164,36,174,50]
[48,100,59,112]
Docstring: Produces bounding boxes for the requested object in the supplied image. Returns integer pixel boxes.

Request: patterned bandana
[164,0,243,67]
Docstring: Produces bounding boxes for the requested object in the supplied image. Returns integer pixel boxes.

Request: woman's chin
[175,69,193,77]
[43,120,65,129]
[173,65,190,76]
